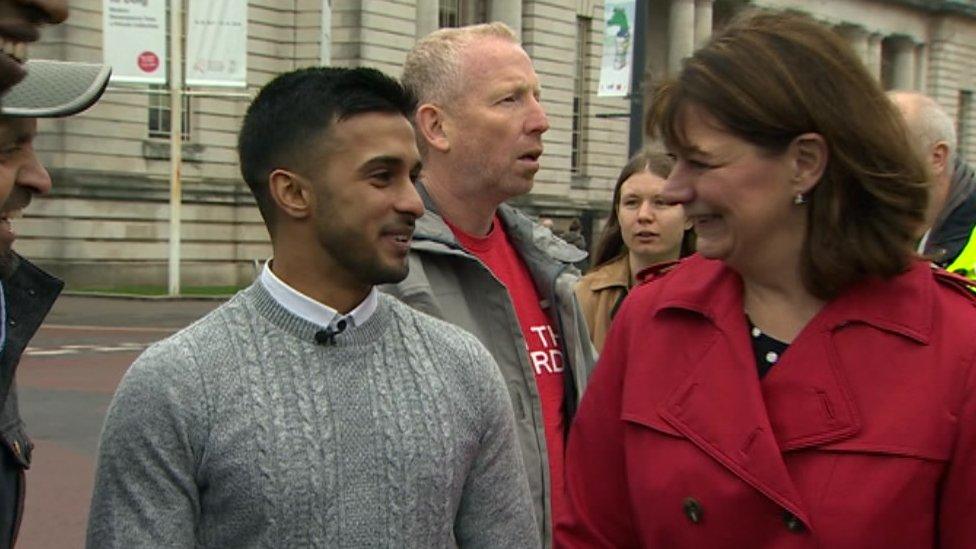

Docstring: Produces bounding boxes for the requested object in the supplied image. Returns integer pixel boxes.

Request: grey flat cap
[1,59,111,118]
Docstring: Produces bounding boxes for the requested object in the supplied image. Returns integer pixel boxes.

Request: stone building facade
[18,0,976,289]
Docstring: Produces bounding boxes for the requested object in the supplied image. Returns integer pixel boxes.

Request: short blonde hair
[403,22,519,108]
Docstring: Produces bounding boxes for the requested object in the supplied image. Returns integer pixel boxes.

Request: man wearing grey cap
[0,57,109,547]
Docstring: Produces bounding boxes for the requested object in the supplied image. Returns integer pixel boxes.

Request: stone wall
[19,0,976,287]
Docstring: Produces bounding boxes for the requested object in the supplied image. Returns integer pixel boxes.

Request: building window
[713,0,750,32]
[439,0,486,27]
[572,16,591,176]
[959,90,973,155]
[439,0,459,27]
[148,85,190,141]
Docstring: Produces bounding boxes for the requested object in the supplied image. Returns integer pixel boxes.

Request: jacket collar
[585,256,631,291]
[931,157,976,245]
[413,182,460,248]
[411,180,588,267]
[652,255,933,343]
[0,254,63,414]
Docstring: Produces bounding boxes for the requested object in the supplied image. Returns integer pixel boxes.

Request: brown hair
[591,149,694,268]
[647,10,928,299]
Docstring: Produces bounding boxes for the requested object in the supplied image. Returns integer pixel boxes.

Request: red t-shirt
[448,214,568,530]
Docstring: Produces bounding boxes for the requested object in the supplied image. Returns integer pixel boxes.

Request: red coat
[557,255,976,548]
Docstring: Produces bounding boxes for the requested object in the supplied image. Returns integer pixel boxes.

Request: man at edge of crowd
[384,22,597,547]
[890,91,976,279]
[0,3,109,544]
[86,66,540,548]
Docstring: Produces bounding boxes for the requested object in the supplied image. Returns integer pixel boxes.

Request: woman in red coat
[557,10,976,549]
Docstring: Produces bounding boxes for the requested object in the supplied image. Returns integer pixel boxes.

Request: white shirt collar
[259,260,378,330]
[917,228,931,254]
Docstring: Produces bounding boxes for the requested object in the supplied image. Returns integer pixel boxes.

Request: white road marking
[24,343,151,357]
[23,349,77,357]
[39,324,178,334]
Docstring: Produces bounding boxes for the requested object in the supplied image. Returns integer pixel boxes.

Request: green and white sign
[598,0,635,97]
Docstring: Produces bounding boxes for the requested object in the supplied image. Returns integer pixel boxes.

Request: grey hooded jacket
[381,185,597,548]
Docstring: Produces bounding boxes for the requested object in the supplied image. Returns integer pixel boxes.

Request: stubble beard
[316,222,409,288]
[0,188,30,280]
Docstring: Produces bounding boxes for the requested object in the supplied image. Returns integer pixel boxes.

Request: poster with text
[597,0,635,97]
[186,0,248,87]
[102,0,166,85]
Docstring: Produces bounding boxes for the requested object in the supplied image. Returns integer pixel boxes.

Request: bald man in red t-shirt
[382,22,598,548]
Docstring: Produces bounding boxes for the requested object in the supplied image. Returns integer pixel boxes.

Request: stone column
[460,0,478,25]
[319,0,333,64]
[867,33,883,81]
[914,43,928,92]
[416,0,439,38]
[668,0,695,74]
[490,0,522,36]
[837,24,869,68]
[889,35,916,90]
[693,0,713,49]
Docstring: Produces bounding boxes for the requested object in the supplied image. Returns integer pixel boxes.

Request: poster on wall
[186,0,248,87]
[597,0,635,97]
[102,0,167,85]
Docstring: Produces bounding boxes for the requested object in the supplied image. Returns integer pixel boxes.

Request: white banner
[186,0,248,87]
[597,0,635,97]
[102,0,167,85]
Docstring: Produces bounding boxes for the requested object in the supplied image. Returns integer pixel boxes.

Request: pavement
[16,295,225,548]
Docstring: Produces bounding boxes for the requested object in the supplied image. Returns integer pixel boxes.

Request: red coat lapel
[623,257,938,529]
[655,302,817,527]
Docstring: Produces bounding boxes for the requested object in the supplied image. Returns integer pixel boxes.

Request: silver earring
[794,193,806,205]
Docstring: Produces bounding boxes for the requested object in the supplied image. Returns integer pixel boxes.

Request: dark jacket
[381,184,597,548]
[927,158,976,270]
[0,255,63,547]
[559,255,976,548]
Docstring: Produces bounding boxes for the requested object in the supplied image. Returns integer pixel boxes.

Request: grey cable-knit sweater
[86,282,540,548]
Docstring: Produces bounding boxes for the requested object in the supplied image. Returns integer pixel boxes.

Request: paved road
[17,295,224,549]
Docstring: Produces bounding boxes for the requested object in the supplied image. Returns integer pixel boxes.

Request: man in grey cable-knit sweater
[86,67,540,549]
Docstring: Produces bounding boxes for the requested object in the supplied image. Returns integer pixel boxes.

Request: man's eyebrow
[358,155,426,177]
[492,81,541,97]
[358,156,405,171]
[521,83,542,98]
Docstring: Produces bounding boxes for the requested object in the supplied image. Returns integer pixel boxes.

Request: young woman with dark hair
[574,149,691,351]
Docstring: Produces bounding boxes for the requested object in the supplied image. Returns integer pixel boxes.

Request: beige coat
[574,255,631,352]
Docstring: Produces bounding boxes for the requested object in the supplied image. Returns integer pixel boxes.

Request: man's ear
[931,141,951,177]
[790,132,829,196]
[416,103,451,153]
[268,169,312,220]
